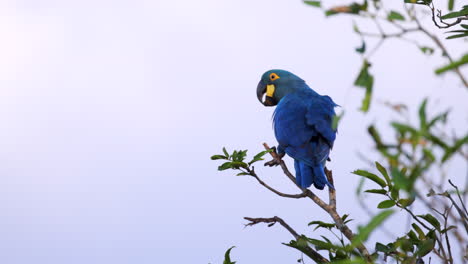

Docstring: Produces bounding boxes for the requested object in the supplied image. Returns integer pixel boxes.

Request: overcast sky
[0,1,467,263]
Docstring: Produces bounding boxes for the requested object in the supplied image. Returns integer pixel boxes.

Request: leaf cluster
[211,147,272,176]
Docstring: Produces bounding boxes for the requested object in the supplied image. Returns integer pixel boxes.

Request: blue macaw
[256,69,338,190]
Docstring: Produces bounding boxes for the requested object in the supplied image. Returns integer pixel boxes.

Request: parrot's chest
[273,96,312,147]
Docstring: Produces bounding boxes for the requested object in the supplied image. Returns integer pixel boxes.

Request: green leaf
[422,132,449,150]
[387,10,405,21]
[398,198,415,207]
[441,6,468,19]
[284,235,328,260]
[427,110,449,129]
[377,200,396,209]
[308,220,336,230]
[398,238,414,252]
[441,225,457,233]
[352,210,394,246]
[352,170,387,187]
[356,177,365,197]
[307,238,337,250]
[418,98,428,131]
[417,214,441,230]
[367,125,384,146]
[390,186,400,200]
[304,1,321,7]
[342,214,353,224]
[375,242,390,253]
[365,189,387,195]
[249,149,273,165]
[419,46,434,55]
[442,135,468,162]
[446,32,468,39]
[218,162,232,171]
[354,60,374,112]
[415,239,435,257]
[223,147,229,157]
[404,0,430,5]
[353,22,360,33]
[232,150,247,162]
[355,40,366,54]
[435,54,468,74]
[211,155,227,160]
[407,230,418,241]
[448,0,454,11]
[236,172,250,176]
[404,0,419,3]
[391,122,418,134]
[230,161,248,169]
[412,223,425,239]
[223,246,236,264]
[375,162,391,186]
[391,167,411,191]
[462,24,468,29]
[422,148,436,163]
[332,111,345,130]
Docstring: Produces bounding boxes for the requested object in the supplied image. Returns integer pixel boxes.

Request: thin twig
[412,10,468,88]
[249,171,309,199]
[393,196,449,262]
[244,216,329,263]
[428,2,468,29]
[449,180,468,216]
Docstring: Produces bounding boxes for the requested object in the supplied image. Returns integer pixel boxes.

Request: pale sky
[0,1,466,263]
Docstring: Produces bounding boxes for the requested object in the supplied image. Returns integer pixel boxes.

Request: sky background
[0,0,467,263]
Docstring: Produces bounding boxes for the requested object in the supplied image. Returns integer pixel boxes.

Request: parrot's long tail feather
[294,160,303,187]
[294,160,334,190]
[312,164,334,190]
[299,162,313,188]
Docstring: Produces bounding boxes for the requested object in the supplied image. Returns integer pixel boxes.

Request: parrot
[256,69,338,190]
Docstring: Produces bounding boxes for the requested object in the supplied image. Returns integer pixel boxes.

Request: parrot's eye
[269,73,280,81]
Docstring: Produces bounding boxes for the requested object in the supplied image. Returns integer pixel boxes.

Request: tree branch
[262,143,372,262]
[411,9,468,89]
[325,168,336,209]
[248,169,308,199]
[244,216,329,263]
[428,2,468,29]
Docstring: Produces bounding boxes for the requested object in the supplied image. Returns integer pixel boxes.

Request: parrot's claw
[264,159,280,167]
[264,147,285,167]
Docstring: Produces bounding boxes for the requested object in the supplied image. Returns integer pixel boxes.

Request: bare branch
[244,216,329,263]
[428,2,468,29]
[249,171,308,199]
[325,168,336,209]
[262,143,372,262]
[448,180,468,217]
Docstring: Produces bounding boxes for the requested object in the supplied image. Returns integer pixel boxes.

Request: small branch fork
[244,216,329,263]
[243,143,372,263]
[428,2,468,29]
[355,4,468,89]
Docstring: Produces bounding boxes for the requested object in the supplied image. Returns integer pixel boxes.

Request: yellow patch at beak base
[266,84,275,97]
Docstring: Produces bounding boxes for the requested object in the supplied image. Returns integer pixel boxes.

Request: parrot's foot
[264,147,285,167]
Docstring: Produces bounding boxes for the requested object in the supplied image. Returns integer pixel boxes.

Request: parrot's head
[256,69,306,107]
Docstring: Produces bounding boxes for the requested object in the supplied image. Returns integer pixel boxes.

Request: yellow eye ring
[269,73,280,81]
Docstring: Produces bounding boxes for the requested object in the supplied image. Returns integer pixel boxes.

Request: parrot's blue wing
[305,95,337,148]
[273,92,337,190]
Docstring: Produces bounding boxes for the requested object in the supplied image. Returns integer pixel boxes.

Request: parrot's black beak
[257,80,277,107]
